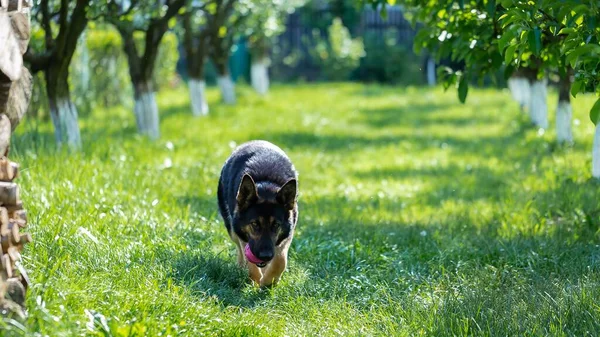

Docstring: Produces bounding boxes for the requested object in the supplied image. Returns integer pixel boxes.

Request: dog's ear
[237,174,258,210]
[276,178,297,210]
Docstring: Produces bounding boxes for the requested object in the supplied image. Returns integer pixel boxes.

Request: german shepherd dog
[217,140,298,287]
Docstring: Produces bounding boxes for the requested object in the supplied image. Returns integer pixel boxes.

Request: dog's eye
[250,222,260,231]
[272,221,281,228]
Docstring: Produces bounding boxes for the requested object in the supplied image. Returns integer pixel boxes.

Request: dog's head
[232,174,297,265]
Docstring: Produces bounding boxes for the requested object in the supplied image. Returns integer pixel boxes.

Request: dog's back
[218,140,297,231]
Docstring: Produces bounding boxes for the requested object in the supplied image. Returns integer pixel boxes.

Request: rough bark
[0,66,32,130]
[0,115,10,156]
[0,182,18,206]
[0,1,31,319]
[9,11,30,54]
[0,159,18,182]
[0,14,23,81]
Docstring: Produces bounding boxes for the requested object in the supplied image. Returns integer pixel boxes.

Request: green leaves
[485,0,496,17]
[458,74,469,103]
[504,44,517,64]
[528,27,542,55]
[397,0,600,127]
[590,99,600,126]
[497,30,514,52]
[566,44,600,68]
[570,79,583,98]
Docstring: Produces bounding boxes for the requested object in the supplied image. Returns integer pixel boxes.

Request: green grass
[3,83,600,336]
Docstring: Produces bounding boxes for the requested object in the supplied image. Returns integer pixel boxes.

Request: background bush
[308,18,365,81]
[353,29,425,85]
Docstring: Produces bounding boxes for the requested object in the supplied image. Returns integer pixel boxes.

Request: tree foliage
[105,0,186,88]
[362,0,600,123]
[240,0,306,58]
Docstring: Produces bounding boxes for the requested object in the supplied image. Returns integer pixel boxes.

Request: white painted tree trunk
[50,97,81,149]
[508,77,529,111]
[426,57,436,86]
[217,75,236,104]
[593,124,600,178]
[189,78,209,116]
[529,79,548,129]
[79,31,90,91]
[134,90,160,140]
[555,100,573,144]
[251,58,270,95]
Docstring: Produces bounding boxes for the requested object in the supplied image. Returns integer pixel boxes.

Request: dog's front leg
[247,263,263,285]
[234,239,263,285]
[260,253,287,287]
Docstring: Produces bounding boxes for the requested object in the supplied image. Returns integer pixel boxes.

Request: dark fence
[271,6,420,82]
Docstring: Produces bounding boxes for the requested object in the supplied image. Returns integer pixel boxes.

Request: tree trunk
[556,70,573,144]
[215,61,236,104]
[594,124,600,179]
[78,31,90,92]
[188,78,208,116]
[251,57,270,95]
[212,47,236,104]
[45,66,81,149]
[217,74,235,105]
[507,75,529,112]
[182,12,210,116]
[426,57,436,86]
[528,78,548,129]
[133,80,160,140]
[522,65,547,129]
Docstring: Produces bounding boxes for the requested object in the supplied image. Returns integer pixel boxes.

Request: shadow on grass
[169,252,270,308]
[287,187,600,310]
[257,131,404,152]
[259,125,549,165]
[357,106,502,129]
[165,176,600,315]
[167,195,269,308]
[160,102,190,121]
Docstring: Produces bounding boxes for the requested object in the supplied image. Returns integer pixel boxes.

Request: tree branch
[39,0,54,48]
[23,50,52,74]
[538,8,560,25]
[138,0,186,80]
[58,0,68,32]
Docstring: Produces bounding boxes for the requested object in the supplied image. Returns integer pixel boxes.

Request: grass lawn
[4,83,600,336]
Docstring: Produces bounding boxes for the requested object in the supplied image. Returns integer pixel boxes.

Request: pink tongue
[244,244,265,264]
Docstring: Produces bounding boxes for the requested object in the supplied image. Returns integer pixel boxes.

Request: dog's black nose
[257,250,274,262]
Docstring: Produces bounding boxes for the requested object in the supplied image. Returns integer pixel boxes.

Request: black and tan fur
[217,140,298,286]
